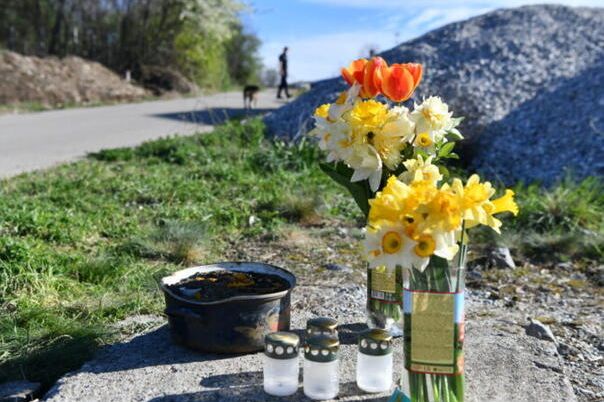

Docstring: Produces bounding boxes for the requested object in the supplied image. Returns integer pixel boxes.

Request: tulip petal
[404,63,423,87]
[341,58,368,85]
[382,64,415,102]
[362,57,386,98]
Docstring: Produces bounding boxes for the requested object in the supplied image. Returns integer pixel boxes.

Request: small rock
[324,263,352,273]
[525,318,557,343]
[466,270,483,282]
[556,262,573,271]
[557,342,579,357]
[489,247,516,269]
[0,381,40,402]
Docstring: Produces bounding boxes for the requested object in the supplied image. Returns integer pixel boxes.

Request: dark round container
[160,262,296,354]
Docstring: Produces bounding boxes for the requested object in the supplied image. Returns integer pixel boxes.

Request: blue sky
[243,0,604,82]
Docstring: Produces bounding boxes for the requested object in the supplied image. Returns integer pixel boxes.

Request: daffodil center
[414,235,435,257]
[366,131,375,145]
[416,133,433,147]
[382,231,403,254]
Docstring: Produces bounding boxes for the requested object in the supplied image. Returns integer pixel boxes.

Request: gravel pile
[264,4,604,185]
[471,57,604,184]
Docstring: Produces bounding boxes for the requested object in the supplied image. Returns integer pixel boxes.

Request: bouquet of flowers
[311,57,463,216]
[310,57,464,334]
[310,57,519,402]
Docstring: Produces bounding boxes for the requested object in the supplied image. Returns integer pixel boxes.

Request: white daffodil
[364,224,417,270]
[382,106,415,144]
[346,144,383,191]
[309,118,331,151]
[433,230,460,260]
[411,96,461,143]
[328,84,361,121]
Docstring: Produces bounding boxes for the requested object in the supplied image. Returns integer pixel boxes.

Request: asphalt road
[0,91,282,177]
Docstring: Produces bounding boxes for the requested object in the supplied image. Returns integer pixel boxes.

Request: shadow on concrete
[151,108,274,125]
[147,379,388,402]
[199,370,263,388]
[338,322,370,345]
[85,326,242,374]
[43,322,386,401]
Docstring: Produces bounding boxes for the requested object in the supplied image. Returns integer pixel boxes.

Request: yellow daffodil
[364,171,513,269]
[399,155,442,185]
[314,104,330,118]
[424,189,463,232]
[414,132,433,148]
[490,189,519,216]
[368,176,411,224]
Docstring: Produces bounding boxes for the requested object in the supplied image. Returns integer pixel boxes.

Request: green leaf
[415,149,430,159]
[438,142,456,158]
[319,162,371,218]
[446,128,464,141]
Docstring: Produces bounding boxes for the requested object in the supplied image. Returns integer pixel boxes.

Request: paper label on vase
[369,267,399,302]
[404,290,464,375]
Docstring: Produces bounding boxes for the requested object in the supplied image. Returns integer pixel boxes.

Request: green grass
[0,119,356,389]
[477,177,604,260]
[0,118,601,390]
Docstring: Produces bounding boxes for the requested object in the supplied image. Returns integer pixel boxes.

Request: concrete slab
[43,285,576,402]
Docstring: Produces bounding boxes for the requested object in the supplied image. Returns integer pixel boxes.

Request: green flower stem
[405,245,465,402]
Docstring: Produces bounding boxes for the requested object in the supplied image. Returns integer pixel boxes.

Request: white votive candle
[303,334,340,400]
[263,332,300,396]
[356,328,393,393]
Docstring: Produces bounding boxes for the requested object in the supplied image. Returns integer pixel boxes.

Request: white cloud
[260,6,490,81]
[385,6,492,33]
[261,30,398,82]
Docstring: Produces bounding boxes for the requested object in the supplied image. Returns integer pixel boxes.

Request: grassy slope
[0,119,601,388]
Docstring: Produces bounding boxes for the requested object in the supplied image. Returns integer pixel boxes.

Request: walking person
[277,47,291,99]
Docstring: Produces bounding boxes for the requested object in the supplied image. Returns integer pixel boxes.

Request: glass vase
[400,245,467,402]
[366,265,404,337]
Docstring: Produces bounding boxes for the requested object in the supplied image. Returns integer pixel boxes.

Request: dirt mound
[140,65,199,95]
[0,50,149,107]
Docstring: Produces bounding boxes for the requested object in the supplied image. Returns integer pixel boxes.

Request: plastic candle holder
[263,332,300,396]
[303,334,340,400]
[306,316,338,337]
[356,328,393,393]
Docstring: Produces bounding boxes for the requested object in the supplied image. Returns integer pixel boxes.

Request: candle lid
[304,334,339,362]
[358,328,393,356]
[265,332,300,360]
[306,317,338,336]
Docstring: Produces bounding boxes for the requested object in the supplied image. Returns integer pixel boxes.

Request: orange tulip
[381,63,423,102]
[404,63,423,86]
[341,58,368,86]
[361,56,387,98]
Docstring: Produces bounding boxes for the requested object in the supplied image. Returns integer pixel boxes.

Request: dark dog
[243,85,260,109]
